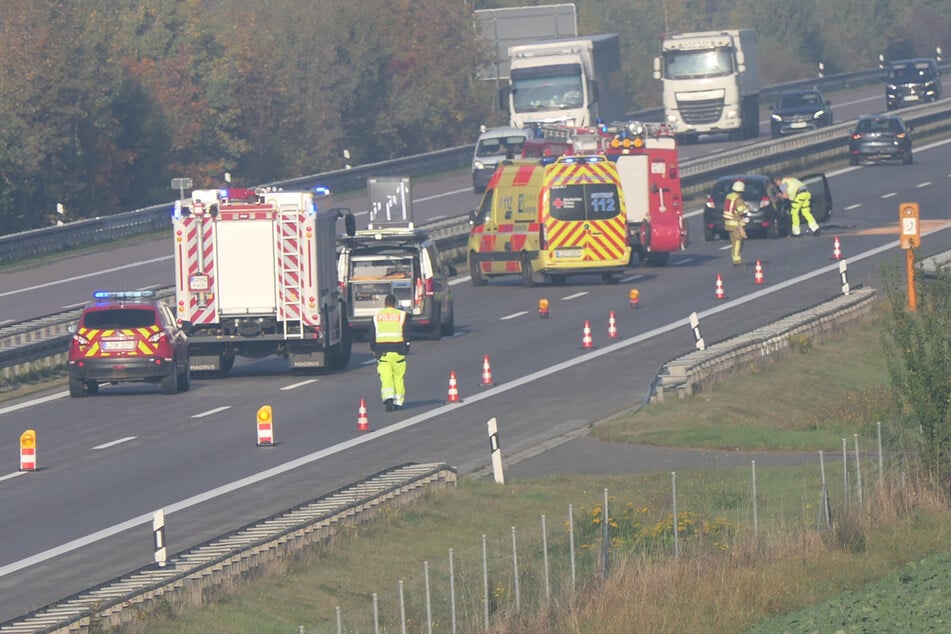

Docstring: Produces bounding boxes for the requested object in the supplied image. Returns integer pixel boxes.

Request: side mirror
[68,324,77,335]
[180,320,195,335]
[344,211,357,237]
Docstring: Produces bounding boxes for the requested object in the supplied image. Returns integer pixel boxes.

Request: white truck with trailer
[653,29,760,142]
[172,187,351,375]
[500,34,623,129]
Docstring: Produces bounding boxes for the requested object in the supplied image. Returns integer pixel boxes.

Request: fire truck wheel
[469,253,487,287]
[646,252,670,267]
[219,353,235,377]
[69,375,87,398]
[86,380,99,395]
[160,364,179,395]
[521,257,535,287]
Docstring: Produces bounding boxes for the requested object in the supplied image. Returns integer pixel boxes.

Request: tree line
[0,0,948,234]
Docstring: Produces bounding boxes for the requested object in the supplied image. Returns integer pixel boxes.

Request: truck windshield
[511,64,584,112]
[548,183,620,221]
[663,48,734,80]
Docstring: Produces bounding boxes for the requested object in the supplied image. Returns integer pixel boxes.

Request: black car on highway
[769,89,833,138]
[703,174,832,241]
[848,114,913,165]
[885,58,942,110]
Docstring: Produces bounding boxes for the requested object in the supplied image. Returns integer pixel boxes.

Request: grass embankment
[122,305,951,633]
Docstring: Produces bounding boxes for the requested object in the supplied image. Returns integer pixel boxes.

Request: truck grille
[677,98,724,125]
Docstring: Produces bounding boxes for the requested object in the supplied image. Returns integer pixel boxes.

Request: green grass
[125,301,951,634]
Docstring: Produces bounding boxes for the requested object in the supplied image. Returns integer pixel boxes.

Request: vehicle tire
[550,273,567,285]
[602,272,619,284]
[521,257,535,288]
[849,155,858,166]
[425,305,443,341]
[218,353,235,378]
[69,375,86,398]
[646,251,670,266]
[766,217,780,239]
[178,364,191,392]
[327,313,353,370]
[903,151,914,165]
[161,363,179,394]
[704,226,715,242]
[86,380,99,395]
[440,302,455,337]
[469,253,487,287]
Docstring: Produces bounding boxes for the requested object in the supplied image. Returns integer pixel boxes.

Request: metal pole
[373,593,379,634]
[449,548,457,634]
[751,460,758,539]
[672,472,679,559]
[511,527,521,613]
[843,438,850,506]
[541,515,551,601]
[482,534,489,632]
[399,580,407,634]
[877,421,884,487]
[425,561,433,634]
[335,606,342,634]
[854,434,864,507]
[568,504,576,591]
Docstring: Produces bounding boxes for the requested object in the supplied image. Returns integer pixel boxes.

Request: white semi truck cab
[653,29,760,142]
[500,34,623,129]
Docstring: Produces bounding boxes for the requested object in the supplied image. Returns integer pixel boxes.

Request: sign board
[474,4,578,81]
[899,202,920,249]
[170,178,193,191]
[368,177,413,229]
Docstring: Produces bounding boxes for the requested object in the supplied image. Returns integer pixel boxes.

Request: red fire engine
[522,122,686,266]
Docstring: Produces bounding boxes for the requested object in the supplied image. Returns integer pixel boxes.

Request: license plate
[554,248,581,258]
[790,121,808,129]
[189,274,210,291]
[904,94,919,101]
[103,340,136,351]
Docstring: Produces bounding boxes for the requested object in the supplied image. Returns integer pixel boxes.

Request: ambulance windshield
[548,184,620,221]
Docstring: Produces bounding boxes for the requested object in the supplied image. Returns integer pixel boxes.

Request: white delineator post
[690,312,705,351]
[487,417,504,484]
[153,509,167,568]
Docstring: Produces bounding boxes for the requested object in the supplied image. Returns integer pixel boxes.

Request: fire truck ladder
[277,209,305,338]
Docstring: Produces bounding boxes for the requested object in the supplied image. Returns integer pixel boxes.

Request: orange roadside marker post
[20,429,37,471]
[256,405,274,446]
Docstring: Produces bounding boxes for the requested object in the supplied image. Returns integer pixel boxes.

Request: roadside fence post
[854,434,863,507]
[541,515,551,602]
[751,460,758,539]
[672,472,680,559]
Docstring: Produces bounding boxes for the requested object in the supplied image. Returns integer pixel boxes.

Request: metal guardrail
[0,462,457,633]
[3,96,951,387]
[4,64,949,267]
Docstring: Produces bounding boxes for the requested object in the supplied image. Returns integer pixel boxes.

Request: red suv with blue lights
[68,291,190,397]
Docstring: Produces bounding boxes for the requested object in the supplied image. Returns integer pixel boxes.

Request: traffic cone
[582,320,593,348]
[480,355,494,387]
[629,288,640,309]
[357,398,370,432]
[754,259,765,285]
[714,274,726,300]
[447,370,461,403]
[608,311,618,338]
[833,236,842,260]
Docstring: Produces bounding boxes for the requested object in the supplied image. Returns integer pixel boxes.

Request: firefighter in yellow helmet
[723,180,750,266]
[370,294,411,411]
[774,176,820,236]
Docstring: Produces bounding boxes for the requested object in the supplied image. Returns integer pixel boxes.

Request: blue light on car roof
[94,290,157,300]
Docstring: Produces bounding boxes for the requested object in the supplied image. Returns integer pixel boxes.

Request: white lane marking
[620,274,645,282]
[0,472,26,483]
[881,192,897,199]
[0,391,69,416]
[61,302,87,309]
[361,358,377,366]
[561,292,588,300]
[0,256,173,298]
[916,181,931,188]
[500,311,528,321]
[93,436,137,450]
[719,245,731,251]
[429,214,446,221]
[844,204,862,211]
[3,222,951,579]
[191,406,231,419]
[281,379,318,391]
[672,258,695,266]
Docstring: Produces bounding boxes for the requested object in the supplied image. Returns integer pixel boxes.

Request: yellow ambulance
[467,155,631,286]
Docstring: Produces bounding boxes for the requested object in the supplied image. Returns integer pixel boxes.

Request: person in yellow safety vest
[774,176,820,236]
[370,294,411,412]
[723,180,750,266]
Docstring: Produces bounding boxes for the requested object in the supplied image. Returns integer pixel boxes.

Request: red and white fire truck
[521,122,686,265]
[172,187,351,376]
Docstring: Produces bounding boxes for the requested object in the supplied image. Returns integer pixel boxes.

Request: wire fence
[291,422,917,633]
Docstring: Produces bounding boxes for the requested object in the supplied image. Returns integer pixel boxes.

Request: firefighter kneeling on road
[370,294,410,412]
[724,180,750,266]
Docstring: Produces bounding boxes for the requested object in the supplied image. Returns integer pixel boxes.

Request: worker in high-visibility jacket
[774,176,820,236]
[723,180,750,265]
[370,294,411,411]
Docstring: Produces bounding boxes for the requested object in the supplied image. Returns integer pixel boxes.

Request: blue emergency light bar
[560,156,604,164]
[313,186,331,196]
[94,290,157,300]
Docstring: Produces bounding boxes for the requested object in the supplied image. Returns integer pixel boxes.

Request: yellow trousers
[377,352,406,406]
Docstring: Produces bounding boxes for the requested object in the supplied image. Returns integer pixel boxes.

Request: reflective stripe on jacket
[723,192,748,228]
[371,307,409,355]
